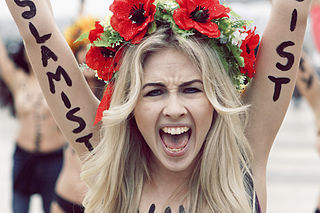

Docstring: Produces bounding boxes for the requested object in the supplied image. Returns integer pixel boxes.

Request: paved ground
[1,99,319,213]
[267,100,320,213]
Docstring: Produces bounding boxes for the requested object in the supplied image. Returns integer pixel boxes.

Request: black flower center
[129,3,146,24]
[100,47,115,58]
[190,6,210,23]
[246,44,251,54]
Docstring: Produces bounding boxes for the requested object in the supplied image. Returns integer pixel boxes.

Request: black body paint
[29,22,52,44]
[269,0,304,102]
[268,76,291,101]
[15,0,94,151]
[179,205,186,213]
[47,66,72,94]
[66,107,86,134]
[148,204,155,213]
[299,57,305,72]
[61,92,71,109]
[41,45,58,67]
[164,207,172,213]
[301,75,314,89]
[290,9,297,32]
[275,41,295,71]
[139,204,186,213]
[14,0,36,19]
[76,133,94,151]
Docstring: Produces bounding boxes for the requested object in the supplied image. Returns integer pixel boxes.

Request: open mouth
[159,127,192,156]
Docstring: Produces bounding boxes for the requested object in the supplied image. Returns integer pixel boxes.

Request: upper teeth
[162,127,189,135]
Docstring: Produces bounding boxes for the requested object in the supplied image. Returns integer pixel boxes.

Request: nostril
[162,96,187,118]
[163,108,187,119]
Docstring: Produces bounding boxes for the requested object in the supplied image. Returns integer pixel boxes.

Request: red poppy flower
[109,0,156,44]
[240,28,260,78]
[94,82,114,125]
[173,0,230,38]
[86,45,123,82]
[88,21,104,43]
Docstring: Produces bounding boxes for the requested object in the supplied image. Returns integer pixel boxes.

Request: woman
[296,1,320,211]
[5,0,311,212]
[296,53,320,213]
[0,39,65,212]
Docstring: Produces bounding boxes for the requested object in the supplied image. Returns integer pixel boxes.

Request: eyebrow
[142,79,203,90]
[180,79,203,87]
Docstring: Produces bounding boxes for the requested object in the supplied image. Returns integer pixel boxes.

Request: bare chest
[138,203,187,213]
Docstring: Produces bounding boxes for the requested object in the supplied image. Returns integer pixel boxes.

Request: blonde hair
[81,27,255,212]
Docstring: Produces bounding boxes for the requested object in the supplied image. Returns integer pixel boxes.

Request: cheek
[191,100,214,137]
[134,102,161,139]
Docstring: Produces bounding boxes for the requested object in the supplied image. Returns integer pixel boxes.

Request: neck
[140,156,200,212]
[147,155,196,198]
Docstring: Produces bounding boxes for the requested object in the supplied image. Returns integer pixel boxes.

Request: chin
[159,155,196,173]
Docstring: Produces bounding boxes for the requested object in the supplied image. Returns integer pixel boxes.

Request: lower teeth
[166,146,184,152]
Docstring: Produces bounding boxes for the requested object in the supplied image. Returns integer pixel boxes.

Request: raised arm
[244,0,311,164]
[242,1,311,210]
[78,0,86,18]
[5,0,101,158]
[0,38,26,94]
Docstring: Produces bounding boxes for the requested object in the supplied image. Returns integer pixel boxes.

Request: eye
[144,89,164,97]
[183,87,201,94]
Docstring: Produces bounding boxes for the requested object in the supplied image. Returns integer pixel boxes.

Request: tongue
[161,131,189,149]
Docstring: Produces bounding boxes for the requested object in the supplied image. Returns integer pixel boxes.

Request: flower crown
[77,0,260,124]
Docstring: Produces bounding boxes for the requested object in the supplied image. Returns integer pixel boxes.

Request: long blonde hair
[81,27,255,213]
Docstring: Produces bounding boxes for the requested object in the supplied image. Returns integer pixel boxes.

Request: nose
[162,94,187,120]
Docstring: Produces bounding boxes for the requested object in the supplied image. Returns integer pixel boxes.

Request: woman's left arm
[243,1,311,211]
[244,0,311,169]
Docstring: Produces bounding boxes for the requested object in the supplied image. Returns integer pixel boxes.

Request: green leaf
[93,28,124,47]
[74,32,89,44]
[148,22,157,34]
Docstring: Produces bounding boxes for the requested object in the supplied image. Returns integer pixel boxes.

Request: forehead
[143,48,201,83]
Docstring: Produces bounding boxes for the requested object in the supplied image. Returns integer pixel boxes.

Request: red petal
[94,83,114,125]
[173,8,195,30]
[193,0,211,8]
[113,19,136,41]
[86,47,115,82]
[209,4,230,19]
[176,0,189,9]
[248,34,260,49]
[194,22,220,38]
[144,0,156,10]
[109,0,132,20]
[131,27,148,44]
[240,29,259,79]
[110,1,155,42]
[88,22,104,43]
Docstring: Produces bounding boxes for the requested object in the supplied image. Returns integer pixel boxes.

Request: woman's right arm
[5,0,101,158]
[0,38,25,94]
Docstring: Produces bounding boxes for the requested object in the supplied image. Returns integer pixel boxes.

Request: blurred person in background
[296,53,320,213]
[0,38,65,212]
[297,1,320,213]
